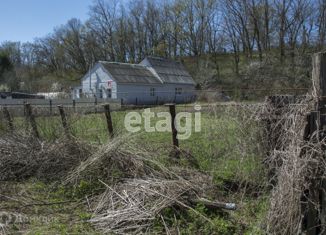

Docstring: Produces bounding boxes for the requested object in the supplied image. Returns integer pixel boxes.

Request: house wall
[77,62,196,104]
[161,83,196,104]
[117,84,162,105]
[117,83,195,105]
[81,64,117,99]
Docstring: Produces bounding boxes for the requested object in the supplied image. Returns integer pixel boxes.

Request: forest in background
[0,0,325,94]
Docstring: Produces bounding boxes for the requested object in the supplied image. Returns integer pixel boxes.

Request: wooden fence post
[58,105,70,137]
[302,52,326,234]
[312,52,326,100]
[103,104,114,138]
[314,52,326,235]
[305,111,320,235]
[167,103,179,157]
[2,106,14,131]
[320,110,326,235]
[25,103,39,138]
[94,97,98,113]
[23,101,26,116]
[49,99,53,115]
[73,99,76,112]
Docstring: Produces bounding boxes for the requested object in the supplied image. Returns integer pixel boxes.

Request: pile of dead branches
[65,134,234,234]
[88,174,228,234]
[0,107,246,234]
[90,178,200,234]
[0,133,92,181]
[65,134,174,184]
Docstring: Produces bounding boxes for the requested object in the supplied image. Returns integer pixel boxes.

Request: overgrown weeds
[0,132,92,181]
[0,103,270,234]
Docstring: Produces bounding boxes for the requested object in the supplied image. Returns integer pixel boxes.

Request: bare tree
[88,0,119,61]
[57,18,88,73]
[317,0,326,49]
[286,0,312,63]
[130,0,146,61]
[274,0,293,62]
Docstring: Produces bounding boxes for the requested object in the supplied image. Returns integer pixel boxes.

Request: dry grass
[90,178,200,234]
[262,95,326,234]
[65,134,174,184]
[63,133,219,234]
[0,109,233,234]
[0,132,92,181]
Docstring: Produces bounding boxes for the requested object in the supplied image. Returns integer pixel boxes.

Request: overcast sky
[0,0,92,43]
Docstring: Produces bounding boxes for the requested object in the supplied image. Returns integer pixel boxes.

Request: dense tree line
[0,0,325,91]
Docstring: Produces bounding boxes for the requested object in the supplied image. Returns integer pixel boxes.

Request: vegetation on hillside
[0,0,323,93]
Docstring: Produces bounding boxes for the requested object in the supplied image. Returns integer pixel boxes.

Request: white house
[72,57,196,104]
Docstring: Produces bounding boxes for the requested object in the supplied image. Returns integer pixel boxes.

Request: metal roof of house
[95,57,195,85]
[141,57,195,85]
[99,61,162,84]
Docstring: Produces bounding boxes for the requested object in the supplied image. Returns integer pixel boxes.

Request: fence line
[0,97,120,106]
[0,102,181,156]
[0,87,309,107]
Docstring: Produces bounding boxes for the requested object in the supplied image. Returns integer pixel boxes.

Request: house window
[150,88,155,96]
[175,88,182,95]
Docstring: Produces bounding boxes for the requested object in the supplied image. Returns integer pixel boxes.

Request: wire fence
[0,87,310,111]
[0,99,266,152]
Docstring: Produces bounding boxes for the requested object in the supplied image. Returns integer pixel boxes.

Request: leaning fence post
[303,51,326,234]
[49,99,53,115]
[73,99,76,112]
[166,103,179,157]
[25,103,39,138]
[312,52,326,101]
[23,101,26,116]
[320,108,326,234]
[313,52,326,234]
[95,97,98,113]
[103,104,114,138]
[2,106,14,131]
[58,105,70,137]
[305,111,319,235]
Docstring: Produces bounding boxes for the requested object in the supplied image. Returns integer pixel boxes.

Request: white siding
[117,83,195,105]
[81,64,117,99]
[117,84,162,105]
